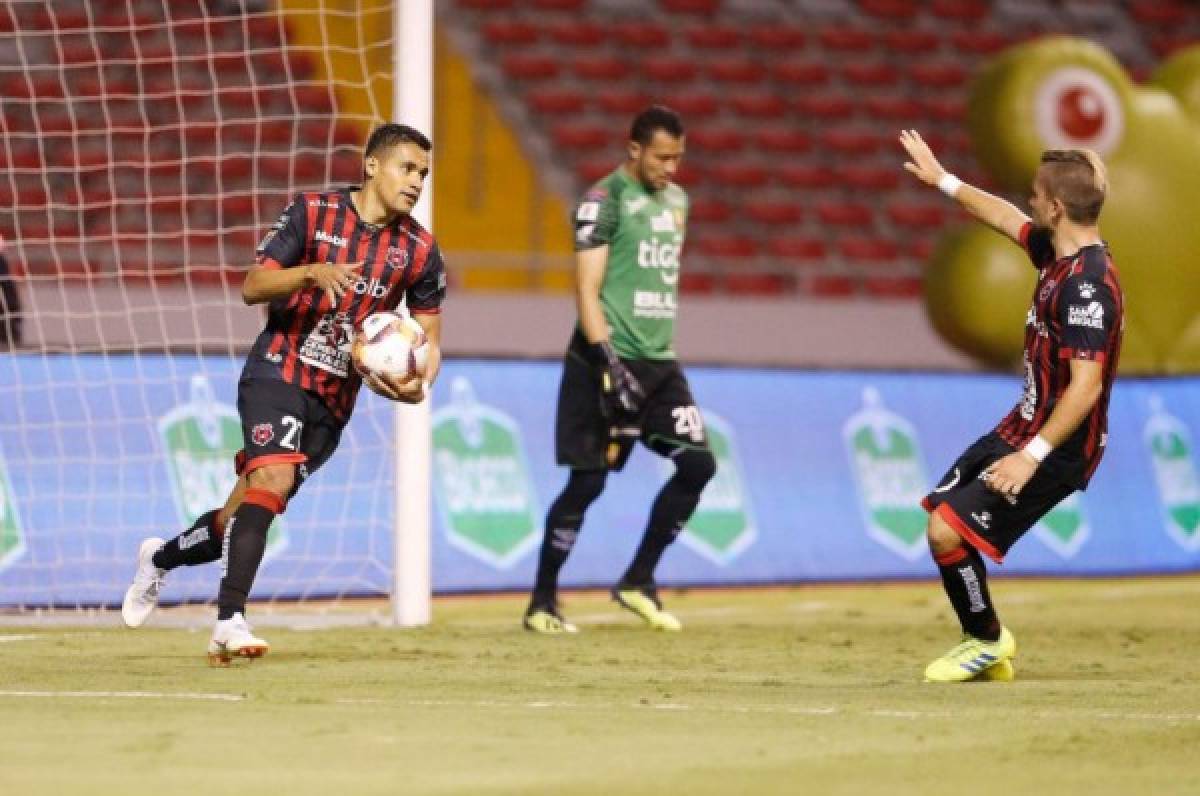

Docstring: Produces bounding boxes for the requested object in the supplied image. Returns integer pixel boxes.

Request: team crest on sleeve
[251,422,274,447]
[1077,281,1096,299]
[577,201,600,222]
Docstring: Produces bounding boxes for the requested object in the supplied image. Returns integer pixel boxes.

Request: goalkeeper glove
[587,341,645,418]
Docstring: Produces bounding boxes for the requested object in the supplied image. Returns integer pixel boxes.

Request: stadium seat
[794,94,854,119]
[930,0,988,22]
[532,0,587,10]
[746,200,803,226]
[694,234,759,259]
[841,167,900,191]
[839,237,900,263]
[689,198,733,224]
[843,62,900,87]
[820,129,884,155]
[529,88,587,115]
[708,162,769,187]
[864,95,922,121]
[923,97,967,122]
[729,93,788,118]
[596,89,649,115]
[577,159,614,184]
[552,123,612,150]
[663,91,720,117]
[858,0,918,21]
[818,28,875,52]
[887,203,947,229]
[706,57,767,83]
[644,57,699,83]
[457,0,516,9]
[610,22,670,48]
[544,21,605,46]
[806,275,857,297]
[950,30,1009,55]
[679,272,718,294]
[883,30,939,54]
[817,202,873,226]
[776,163,836,189]
[483,20,539,45]
[767,237,827,261]
[724,272,790,296]
[1128,1,1190,26]
[502,54,560,80]
[771,60,831,86]
[573,55,630,81]
[685,24,741,48]
[752,128,811,154]
[862,275,924,298]
[687,128,746,153]
[660,0,721,14]
[911,62,968,88]
[745,26,806,50]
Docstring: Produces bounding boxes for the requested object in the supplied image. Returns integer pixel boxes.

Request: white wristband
[937,172,963,198]
[1023,434,1053,463]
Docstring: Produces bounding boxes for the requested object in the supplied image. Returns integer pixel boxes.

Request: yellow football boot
[924,626,1016,683]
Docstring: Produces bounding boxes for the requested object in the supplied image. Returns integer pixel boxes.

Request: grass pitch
[2,578,1199,795]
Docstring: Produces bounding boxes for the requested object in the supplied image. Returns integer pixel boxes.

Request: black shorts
[234,377,344,497]
[922,431,1075,564]
[555,332,709,471]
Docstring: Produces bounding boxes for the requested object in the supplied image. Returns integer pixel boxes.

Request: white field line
[333,697,1200,724]
[0,690,245,702]
[0,634,40,643]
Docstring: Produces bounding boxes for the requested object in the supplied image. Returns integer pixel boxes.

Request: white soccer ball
[351,311,429,380]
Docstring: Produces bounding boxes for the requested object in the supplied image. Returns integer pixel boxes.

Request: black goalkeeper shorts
[922,432,1075,564]
[234,378,344,496]
[554,331,709,471]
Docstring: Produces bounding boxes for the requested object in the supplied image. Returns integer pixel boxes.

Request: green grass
[3,578,1200,795]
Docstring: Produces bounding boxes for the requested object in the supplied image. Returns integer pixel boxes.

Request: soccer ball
[351,311,429,380]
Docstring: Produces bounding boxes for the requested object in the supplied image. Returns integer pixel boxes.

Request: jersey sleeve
[406,242,446,315]
[255,194,308,269]
[573,185,619,252]
[1058,273,1117,361]
[1018,222,1056,270]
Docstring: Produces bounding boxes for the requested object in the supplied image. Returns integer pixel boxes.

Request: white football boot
[121,537,166,628]
[207,613,270,666]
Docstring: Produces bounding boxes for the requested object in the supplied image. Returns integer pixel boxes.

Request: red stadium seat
[820,129,884,155]
[767,237,827,261]
[911,62,968,88]
[552,123,611,150]
[529,88,587,115]
[644,57,699,83]
[483,20,539,45]
[596,89,648,115]
[776,164,836,189]
[930,0,987,22]
[706,58,766,83]
[544,21,605,47]
[679,272,717,294]
[817,202,873,226]
[807,275,856,297]
[573,55,630,81]
[660,0,720,14]
[672,162,704,187]
[752,128,811,154]
[708,162,768,188]
[1128,0,1189,26]
[502,54,560,80]
[687,128,746,152]
[745,26,805,50]
[725,273,789,296]
[858,0,918,21]
[883,30,939,54]
[746,200,802,226]
[685,24,740,49]
[843,62,900,87]
[864,95,922,120]
[689,198,732,224]
[818,28,875,52]
[729,93,787,118]
[795,94,853,119]
[888,204,947,229]
[951,30,1009,55]
[532,0,586,10]
[841,167,901,191]
[457,0,516,9]
[771,60,831,86]
[840,237,900,262]
[862,276,923,298]
[611,22,670,48]
[694,234,759,259]
[924,97,966,122]
[577,159,613,184]
[663,91,719,117]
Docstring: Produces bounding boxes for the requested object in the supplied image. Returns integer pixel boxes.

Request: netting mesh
[0,0,402,610]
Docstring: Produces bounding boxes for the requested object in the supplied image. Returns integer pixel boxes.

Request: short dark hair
[1039,149,1106,224]
[630,105,684,146]
[362,123,432,180]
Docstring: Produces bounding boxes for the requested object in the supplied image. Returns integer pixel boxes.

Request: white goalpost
[0,0,436,624]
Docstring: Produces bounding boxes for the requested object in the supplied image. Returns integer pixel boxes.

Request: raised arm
[899,129,1030,244]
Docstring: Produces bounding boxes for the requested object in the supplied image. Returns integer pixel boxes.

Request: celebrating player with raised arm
[122,124,447,664]
[523,106,716,634]
[899,130,1124,682]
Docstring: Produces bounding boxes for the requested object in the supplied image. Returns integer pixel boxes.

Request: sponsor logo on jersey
[252,423,274,446]
[351,276,389,298]
[1077,281,1096,299]
[633,290,677,319]
[299,313,355,377]
[650,209,675,233]
[314,229,348,248]
[1068,301,1104,329]
[637,240,680,285]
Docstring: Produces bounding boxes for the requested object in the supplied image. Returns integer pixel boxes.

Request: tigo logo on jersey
[1068,302,1104,329]
[252,423,274,446]
[314,229,348,248]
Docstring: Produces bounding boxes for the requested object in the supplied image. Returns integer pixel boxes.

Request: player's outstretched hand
[305,262,364,303]
[364,371,426,404]
[899,129,947,187]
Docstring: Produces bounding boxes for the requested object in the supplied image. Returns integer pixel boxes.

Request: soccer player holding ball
[900,130,1124,682]
[122,125,446,664]
[524,107,716,634]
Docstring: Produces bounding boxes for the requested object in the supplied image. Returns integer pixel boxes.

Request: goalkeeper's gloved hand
[587,341,645,418]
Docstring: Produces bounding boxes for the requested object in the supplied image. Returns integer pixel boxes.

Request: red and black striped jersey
[995,223,1123,488]
[241,188,446,422]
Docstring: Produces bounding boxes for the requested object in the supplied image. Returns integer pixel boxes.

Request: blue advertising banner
[0,353,1198,606]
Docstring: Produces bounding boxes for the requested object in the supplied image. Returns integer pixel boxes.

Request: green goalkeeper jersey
[573,167,688,361]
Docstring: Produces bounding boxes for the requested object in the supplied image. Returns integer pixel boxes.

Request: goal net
[0,0,421,619]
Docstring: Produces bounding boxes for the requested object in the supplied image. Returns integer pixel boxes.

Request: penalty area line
[0,690,246,702]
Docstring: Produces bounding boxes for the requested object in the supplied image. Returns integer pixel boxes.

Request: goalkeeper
[121,124,447,664]
[524,106,715,634]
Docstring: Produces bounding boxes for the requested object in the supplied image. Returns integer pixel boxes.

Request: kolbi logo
[158,375,287,562]
[1144,394,1200,550]
[351,276,389,298]
[843,388,931,560]
[432,378,541,568]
